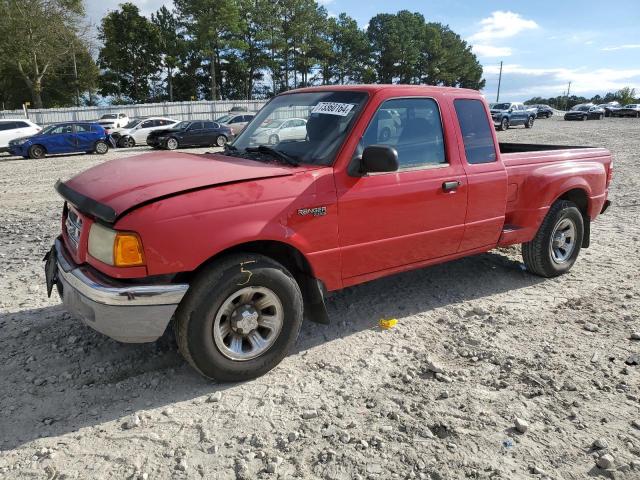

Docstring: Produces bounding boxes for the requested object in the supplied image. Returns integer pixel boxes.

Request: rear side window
[13,121,29,128]
[454,99,497,164]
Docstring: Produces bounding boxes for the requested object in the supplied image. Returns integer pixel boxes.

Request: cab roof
[281,84,481,97]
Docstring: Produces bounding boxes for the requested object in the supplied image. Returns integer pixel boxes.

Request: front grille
[65,209,83,249]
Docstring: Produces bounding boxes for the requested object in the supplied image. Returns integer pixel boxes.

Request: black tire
[498,118,509,131]
[215,135,227,147]
[174,253,304,382]
[522,200,584,278]
[119,136,135,148]
[165,137,179,150]
[268,134,280,145]
[28,144,45,159]
[525,116,534,129]
[94,140,109,155]
[582,115,587,121]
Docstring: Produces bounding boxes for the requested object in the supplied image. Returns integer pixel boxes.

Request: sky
[85,0,640,101]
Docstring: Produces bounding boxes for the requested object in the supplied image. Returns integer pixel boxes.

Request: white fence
[0,100,267,126]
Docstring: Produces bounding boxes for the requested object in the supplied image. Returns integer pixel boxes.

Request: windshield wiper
[246,145,300,167]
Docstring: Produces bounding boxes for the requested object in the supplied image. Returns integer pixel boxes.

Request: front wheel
[174,253,304,382]
[522,200,584,278]
[119,136,135,148]
[215,135,227,147]
[268,134,280,145]
[525,116,534,129]
[28,145,46,159]
[498,118,509,131]
[165,137,179,150]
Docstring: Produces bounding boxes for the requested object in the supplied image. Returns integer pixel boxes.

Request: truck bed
[497,142,612,247]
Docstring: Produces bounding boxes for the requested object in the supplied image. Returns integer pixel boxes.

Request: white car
[250,118,307,145]
[0,119,41,152]
[112,117,178,148]
[97,112,130,131]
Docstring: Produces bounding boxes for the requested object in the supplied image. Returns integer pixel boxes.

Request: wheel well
[177,240,329,323]
[558,188,590,248]
[558,188,588,216]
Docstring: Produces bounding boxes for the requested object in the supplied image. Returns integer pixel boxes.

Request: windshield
[124,119,142,128]
[215,115,233,124]
[173,121,191,130]
[229,90,368,166]
[100,114,117,119]
[572,106,590,112]
[41,124,61,135]
[493,103,511,110]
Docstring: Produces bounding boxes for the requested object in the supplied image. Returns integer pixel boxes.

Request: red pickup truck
[46,85,612,381]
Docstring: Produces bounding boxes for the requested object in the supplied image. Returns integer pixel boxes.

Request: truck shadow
[0,248,542,450]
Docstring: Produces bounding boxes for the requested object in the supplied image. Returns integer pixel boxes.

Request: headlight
[88,223,145,267]
[12,138,28,146]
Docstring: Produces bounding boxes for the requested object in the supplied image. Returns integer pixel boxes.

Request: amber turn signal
[114,233,145,267]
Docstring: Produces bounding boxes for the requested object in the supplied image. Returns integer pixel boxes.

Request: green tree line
[0,0,485,108]
[525,87,639,110]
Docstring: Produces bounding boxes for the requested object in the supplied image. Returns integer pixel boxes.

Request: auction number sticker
[311,102,355,116]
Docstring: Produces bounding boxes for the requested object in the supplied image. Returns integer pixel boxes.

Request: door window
[75,124,92,133]
[203,121,216,129]
[0,122,16,131]
[50,125,74,134]
[141,120,154,128]
[454,99,497,165]
[189,121,203,130]
[359,98,446,169]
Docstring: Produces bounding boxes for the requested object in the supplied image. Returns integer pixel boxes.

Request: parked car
[531,104,554,118]
[111,117,178,148]
[47,85,612,382]
[564,104,605,121]
[613,104,640,118]
[146,120,233,150]
[597,103,621,117]
[249,117,307,145]
[490,102,536,130]
[8,122,110,159]
[0,119,41,152]
[215,113,255,135]
[98,112,129,132]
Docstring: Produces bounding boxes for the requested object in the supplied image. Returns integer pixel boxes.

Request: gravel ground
[0,117,639,480]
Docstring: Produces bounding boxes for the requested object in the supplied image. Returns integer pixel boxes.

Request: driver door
[336,97,468,280]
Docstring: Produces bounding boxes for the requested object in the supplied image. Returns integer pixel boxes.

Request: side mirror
[350,145,399,176]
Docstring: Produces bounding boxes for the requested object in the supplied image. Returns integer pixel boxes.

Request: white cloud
[469,11,539,42]
[602,44,640,51]
[483,64,640,94]
[472,45,513,58]
[317,0,335,5]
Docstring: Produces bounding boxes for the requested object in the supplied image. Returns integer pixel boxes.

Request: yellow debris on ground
[379,318,398,329]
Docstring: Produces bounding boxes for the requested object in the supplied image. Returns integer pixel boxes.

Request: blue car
[8,122,111,159]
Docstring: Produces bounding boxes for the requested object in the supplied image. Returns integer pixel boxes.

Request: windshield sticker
[311,102,355,116]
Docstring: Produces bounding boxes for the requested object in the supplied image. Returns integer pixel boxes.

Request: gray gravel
[1,117,639,479]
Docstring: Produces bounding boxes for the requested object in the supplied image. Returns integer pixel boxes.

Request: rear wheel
[525,116,534,129]
[165,137,179,150]
[28,145,45,159]
[94,140,109,155]
[215,135,227,147]
[174,253,304,382]
[522,200,584,278]
[379,127,391,142]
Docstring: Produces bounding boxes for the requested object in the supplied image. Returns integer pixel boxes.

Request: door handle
[442,180,461,192]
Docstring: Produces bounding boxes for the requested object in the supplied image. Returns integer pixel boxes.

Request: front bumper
[51,238,189,343]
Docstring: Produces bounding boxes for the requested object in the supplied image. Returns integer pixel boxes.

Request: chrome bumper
[53,238,189,343]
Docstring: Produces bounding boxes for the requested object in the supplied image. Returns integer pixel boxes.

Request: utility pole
[72,45,80,107]
[565,81,572,110]
[496,61,503,102]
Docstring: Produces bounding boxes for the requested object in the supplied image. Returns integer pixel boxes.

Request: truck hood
[60,151,304,222]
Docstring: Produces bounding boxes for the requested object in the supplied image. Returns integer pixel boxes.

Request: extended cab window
[360,98,446,169]
[454,99,497,165]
